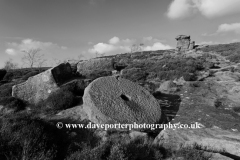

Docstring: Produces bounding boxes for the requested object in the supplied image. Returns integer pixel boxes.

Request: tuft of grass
[40,89,77,111]
[66,133,213,160]
[233,106,240,113]
[21,71,40,81]
[121,68,149,83]
[84,70,112,80]
[0,113,101,160]
[0,97,26,112]
[214,98,225,109]
[61,79,89,97]
[2,68,48,82]
[0,114,67,160]
[174,143,213,160]
[66,135,167,160]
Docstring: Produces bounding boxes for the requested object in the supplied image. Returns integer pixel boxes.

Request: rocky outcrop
[189,41,195,50]
[157,80,178,93]
[173,77,186,86]
[83,76,162,131]
[12,63,72,104]
[154,128,240,157]
[77,58,114,77]
[67,60,82,74]
[176,35,195,51]
[0,69,7,81]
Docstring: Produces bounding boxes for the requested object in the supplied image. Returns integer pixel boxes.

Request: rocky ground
[0,42,240,160]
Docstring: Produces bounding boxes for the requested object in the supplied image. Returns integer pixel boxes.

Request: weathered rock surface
[204,152,233,160]
[67,60,82,74]
[56,105,88,121]
[83,76,162,131]
[189,41,195,50]
[176,35,190,51]
[173,77,186,86]
[157,80,177,93]
[154,128,240,157]
[77,58,114,77]
[12,63,72,104]
[120,68,142,76]
[176,35,195,51]
[0,69,7,81]
[234,63,240,72]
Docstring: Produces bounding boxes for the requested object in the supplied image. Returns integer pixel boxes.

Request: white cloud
[217,23,240,34]
[143,36,166,43]
[109,36,120,44]
[196,41,219,45]
[88,37,135,55]
[167,0,240,19]
[89,43,117,54]
[87,36,171,56]
[5,48,17,55]
[5,38,67,55]
[144,42,172,51]
[167,0,195,19]
[195,0,240,18]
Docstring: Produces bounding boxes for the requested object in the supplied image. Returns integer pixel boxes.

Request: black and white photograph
[0,0,240,159]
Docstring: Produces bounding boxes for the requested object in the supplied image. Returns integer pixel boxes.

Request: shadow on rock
[152,91,181,123]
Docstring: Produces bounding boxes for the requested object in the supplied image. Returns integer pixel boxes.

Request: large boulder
[154,128,240,157]
[176,35,190,51]
[12,63,72,104]
[83,76,162,131]
[77,58,114,77]
[0,69,7,81]
[175,35,195,51]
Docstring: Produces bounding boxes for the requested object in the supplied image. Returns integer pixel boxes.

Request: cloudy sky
[0,0,240,68]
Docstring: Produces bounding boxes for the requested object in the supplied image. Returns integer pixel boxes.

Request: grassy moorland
[1,43,240,159]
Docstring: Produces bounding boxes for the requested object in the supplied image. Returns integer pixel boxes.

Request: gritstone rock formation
[77,57,115,77]
[157,80,177,94]
[83,76,162,131]
[12,63,72,104]
[0,69,7,81]
[67,59,82,74]
[176,35,195,51]
[154,128,240,157]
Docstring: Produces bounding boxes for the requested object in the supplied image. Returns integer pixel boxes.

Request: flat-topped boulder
[83,76,162,132]
[77,58,114,77]
[12,63,72,104]
[176,35,195,51]
[176,35,190,40]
